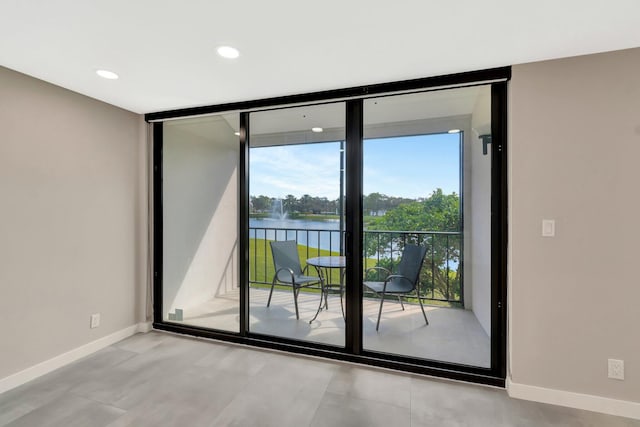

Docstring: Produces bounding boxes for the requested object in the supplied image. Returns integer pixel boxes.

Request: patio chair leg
[398,296,405,310]
[416,287,429,326]
[376,293,386,332]
[267,279,276,307]
[293,287,300,320]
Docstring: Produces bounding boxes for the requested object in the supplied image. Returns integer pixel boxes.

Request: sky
[249,133,461,200]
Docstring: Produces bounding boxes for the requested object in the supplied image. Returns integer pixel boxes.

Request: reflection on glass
[249,103,345,347]
[162,114,240,332]
[362,86,492,368]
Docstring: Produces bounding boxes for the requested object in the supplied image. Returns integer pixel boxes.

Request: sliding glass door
[248,102,346,347]
[153,72,508,384]
[161,114,240,332]
[361,87,493,368]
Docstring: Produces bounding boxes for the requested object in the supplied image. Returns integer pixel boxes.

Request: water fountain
[270,198,287,220]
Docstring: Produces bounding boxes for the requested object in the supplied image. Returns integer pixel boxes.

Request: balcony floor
[169,287,490,368]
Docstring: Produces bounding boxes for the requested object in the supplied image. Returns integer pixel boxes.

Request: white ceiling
[1,1,639,115]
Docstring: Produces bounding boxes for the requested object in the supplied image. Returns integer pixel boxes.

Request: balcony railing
[249,227,462,304]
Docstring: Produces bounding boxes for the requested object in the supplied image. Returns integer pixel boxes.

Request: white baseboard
[136,321,152,333]
[0,322,149,395]
[507,376,640,420]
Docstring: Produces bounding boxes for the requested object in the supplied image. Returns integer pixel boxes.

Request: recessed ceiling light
[234,132,240,136]
[217,46,240,59]
[448,129,461,134]
[96,69,119,80]
[311,127,323,133]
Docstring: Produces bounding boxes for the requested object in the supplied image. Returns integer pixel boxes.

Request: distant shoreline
[249,213,340,221]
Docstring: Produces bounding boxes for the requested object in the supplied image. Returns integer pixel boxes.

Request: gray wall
[0,66,145,379]
[509,48,640,402]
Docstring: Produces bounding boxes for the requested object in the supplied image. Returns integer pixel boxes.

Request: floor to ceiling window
[361,86,492,368]
[247,102,346,347]
[160,114,240,332]
[151,69,508,385]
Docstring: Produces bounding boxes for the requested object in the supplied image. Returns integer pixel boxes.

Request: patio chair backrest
[396,244,428,288]
[270,240,303,281]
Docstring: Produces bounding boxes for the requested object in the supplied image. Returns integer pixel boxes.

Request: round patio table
[306,256,346,323]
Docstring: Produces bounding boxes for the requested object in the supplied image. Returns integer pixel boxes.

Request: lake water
[249,218,342,253]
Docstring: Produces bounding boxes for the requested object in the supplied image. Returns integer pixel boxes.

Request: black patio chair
[268,240,321,319]
[364,244,429,331]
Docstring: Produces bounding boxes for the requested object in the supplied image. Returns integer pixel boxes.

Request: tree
[364,192,385,213]
[364,189,461,302]
[298,194,312,213]
[251,195,272,212]
[368,189,460,232]
[283,195,298,213]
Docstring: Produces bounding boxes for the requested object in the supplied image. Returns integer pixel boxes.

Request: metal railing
[249,226,462,304]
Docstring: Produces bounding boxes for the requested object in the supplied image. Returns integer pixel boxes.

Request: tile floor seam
[323,389,411,412]
[67,388,128,413]
[305,387,331,427]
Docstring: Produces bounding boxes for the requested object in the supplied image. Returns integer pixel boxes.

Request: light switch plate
[542,219,555,237]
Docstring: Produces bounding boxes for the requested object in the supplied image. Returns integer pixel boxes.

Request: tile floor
[1,332,638,427]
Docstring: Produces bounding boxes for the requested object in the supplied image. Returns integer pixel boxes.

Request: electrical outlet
[542,219,555,237]
[90,313,100,329]
[608,359,624,380]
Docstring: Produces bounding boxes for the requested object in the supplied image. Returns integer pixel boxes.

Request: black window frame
[148,66,510,387]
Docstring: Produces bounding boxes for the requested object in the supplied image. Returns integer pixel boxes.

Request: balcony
[176,226,490,368]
